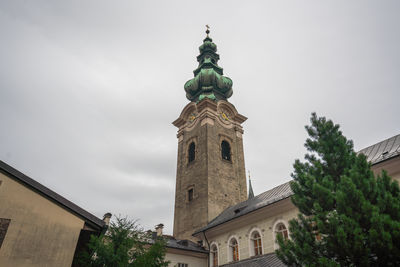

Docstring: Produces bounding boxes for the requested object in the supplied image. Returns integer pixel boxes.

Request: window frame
[187,187,194,202]
[227,236,239,262]
[210,242,219,267]
[273,220,289,250]
[248,228,263,257]
[188,141,196,164]
[221,140,231,162]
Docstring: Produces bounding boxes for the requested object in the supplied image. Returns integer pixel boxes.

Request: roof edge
[193,195,292,236]
[166,245,209,254]
[0,160,105,230]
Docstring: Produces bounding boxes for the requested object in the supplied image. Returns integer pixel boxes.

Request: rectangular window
[212,251,218,266]
[254,238,262,255]
[233,245,239,261]
[178,263,188,267]
[188,188,194,202]
[0,218,11,249]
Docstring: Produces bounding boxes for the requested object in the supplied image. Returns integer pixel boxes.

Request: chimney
[155,223,164,236]
[103,213,112,226]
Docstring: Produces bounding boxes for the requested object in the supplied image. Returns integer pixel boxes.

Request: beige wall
[0,173,85,267]
[203,198,298,266]
[199,157,400,266]
[371,156,400,184]
[166,249,207,267]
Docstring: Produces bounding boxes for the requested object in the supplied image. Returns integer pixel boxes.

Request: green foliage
[76,216,169,267]
[276,113,400,266]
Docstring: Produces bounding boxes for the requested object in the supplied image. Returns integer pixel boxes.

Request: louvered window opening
[188,142,195,163]
[221,141,231,161]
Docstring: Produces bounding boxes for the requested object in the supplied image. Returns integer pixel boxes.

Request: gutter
[202,231,210,267]
[370,153,400,166]
[166,245,208,254]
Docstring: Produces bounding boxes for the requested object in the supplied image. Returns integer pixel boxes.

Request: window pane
[252,232,262,256]
[230,239,239,261]
[276,223,288,241]
[188,188,194,201]
[188,142,195,163]
[221,141,231,161]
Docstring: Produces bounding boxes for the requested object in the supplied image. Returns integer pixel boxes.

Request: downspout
[202,231,210,267]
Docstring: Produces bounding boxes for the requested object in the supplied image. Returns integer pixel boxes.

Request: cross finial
[248,170,251,180]
[206,24,210,36]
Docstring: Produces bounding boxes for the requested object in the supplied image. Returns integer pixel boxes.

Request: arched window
[210,244,218,267]
[221,140,231,161]
[228,237,239,262]
[273,221,289,249]
[188,142,195,163]
[276,223,288,240]
[250,231,262,256]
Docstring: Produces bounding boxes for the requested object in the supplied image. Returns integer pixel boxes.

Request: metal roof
[165,236,208,254]
[194,182,293,234]
[195,134,400,235]
[219,253,285,267]
[358,134,400,165]
[0,160,105,230]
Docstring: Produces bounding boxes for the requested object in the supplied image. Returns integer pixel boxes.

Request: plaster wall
[206,201,298,266]
[371,157,400,184]
[0,173,84,267]
[202,157,400,266]
[165,251,207,267]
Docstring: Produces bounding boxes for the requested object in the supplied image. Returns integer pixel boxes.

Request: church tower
[173,29,248,241]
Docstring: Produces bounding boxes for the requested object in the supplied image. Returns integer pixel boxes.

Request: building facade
[168,30,400,267]
[0,160,108,267]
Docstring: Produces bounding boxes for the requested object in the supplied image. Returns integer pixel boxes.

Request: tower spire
[184,28,233,102]
[248,171,254,199]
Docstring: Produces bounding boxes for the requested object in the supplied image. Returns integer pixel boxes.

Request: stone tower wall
[206,120,247,221]
[172,99,247,241]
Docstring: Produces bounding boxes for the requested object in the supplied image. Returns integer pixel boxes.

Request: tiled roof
[194,182,293,234]
[165,237,208,254]
[220,253,286,267]
[0,160,105,230]
[358,134,400,165]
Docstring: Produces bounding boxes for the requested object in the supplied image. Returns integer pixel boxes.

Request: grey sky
[0,1,399,234]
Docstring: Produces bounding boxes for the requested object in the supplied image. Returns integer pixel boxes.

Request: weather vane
[206,24,210,36]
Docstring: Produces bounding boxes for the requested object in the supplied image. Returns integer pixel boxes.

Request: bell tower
[173,28,247,241]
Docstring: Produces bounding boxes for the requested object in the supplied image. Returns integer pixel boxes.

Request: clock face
[188,113,197,122]
[219,107,232,121]
[221,112,229,121]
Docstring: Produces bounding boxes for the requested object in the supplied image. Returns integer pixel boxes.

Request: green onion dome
[184,32,233,102]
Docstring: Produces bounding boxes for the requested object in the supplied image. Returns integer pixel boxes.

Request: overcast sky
[1,1,399,234]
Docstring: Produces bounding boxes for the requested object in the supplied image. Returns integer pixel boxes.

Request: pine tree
[276,113,400,266]
[75,216,169,267]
